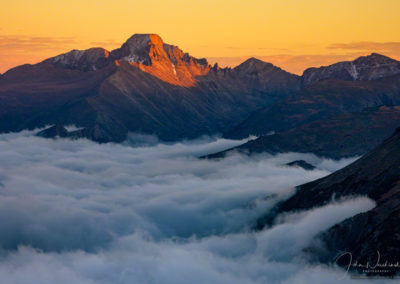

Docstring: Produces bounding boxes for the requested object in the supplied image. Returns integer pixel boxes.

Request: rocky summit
[44,34,210,87]
[302,53,400,86]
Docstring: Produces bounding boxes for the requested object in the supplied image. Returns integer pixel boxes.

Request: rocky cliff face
[43,34,211,87]
[110,34,210,86]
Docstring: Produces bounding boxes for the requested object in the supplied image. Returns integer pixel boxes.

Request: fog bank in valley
[0,130,380,283]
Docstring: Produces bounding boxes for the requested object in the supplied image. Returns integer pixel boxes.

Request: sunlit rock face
[42,34,210,86]
[110,34,210,86]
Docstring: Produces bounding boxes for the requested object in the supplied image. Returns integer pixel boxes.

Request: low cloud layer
[0,131,379,283]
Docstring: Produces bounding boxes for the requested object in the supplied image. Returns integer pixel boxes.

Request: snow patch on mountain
[347,62,359,80]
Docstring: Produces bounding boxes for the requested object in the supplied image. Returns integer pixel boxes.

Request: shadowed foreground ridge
[259,126,400,275]
[209,105,400,160]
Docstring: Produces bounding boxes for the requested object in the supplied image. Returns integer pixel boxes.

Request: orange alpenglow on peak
[42,33,211,86]
[110,33,211,86]
[103,49,110,58]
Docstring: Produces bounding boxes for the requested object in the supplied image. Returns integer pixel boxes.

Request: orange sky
[1,0,399,74]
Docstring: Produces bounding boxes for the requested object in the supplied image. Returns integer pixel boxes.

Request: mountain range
[211,53,400,159]
[2,34,400,160]
[0,34,299,142]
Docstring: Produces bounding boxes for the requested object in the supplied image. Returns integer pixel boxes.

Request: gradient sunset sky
[1,0,399,74]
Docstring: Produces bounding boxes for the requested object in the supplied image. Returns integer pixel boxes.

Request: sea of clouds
[0,130,381,283]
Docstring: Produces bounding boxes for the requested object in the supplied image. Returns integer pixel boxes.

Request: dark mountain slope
[0,62,117,135]
[258,127,400,274]
[225,72,400,139]
[216,57,400,159]
[274,127,400,212]
[208,106,400,159]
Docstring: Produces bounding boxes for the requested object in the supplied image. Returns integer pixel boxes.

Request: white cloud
[0,130,381,283]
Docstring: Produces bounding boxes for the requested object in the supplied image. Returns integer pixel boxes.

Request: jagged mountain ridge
[225,54,400,139]
[0,34,301,142]
[43,34,210,86]
[2,33,400,149]
[217,54,400,159]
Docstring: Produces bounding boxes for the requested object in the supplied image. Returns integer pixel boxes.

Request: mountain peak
[124,34,164,51]
[111,33,166,65]
[370,52,386,57]
[239,57,270,66]
[234,57,278,74]
[237,57,272,67]
[353,52,397,65]
[43,47,110,71]
[302,53,400,86]
[109,33,210,86]
[244,57,264,63]
[128,33,163,42]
